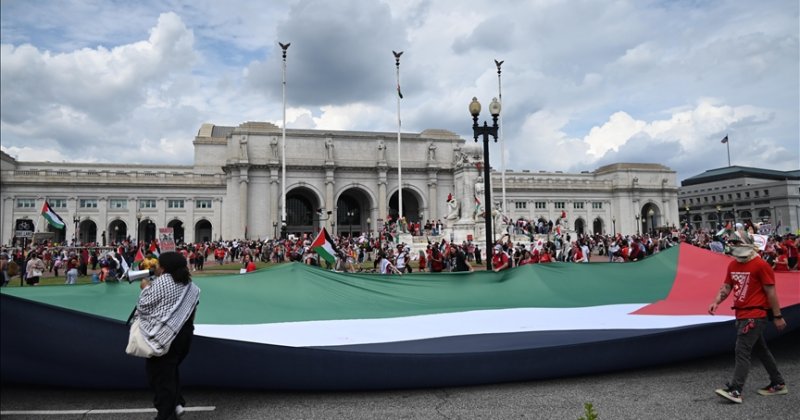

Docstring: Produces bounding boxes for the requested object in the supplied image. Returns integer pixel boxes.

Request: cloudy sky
[1,0,797,181]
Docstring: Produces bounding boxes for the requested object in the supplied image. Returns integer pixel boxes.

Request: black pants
[145,319,194,420]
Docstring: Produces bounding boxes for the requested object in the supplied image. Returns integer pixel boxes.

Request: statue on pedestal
[446,193,460,221]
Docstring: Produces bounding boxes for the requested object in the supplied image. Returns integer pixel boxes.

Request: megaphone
[126,269,155,283]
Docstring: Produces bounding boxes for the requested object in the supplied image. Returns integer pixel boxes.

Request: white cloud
[0,0,796,180]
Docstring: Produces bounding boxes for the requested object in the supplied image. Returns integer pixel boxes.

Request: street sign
[15,219,34,238]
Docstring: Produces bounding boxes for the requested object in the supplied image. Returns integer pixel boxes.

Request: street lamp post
[469,96,501,271]
[346,209,355,238]
[635,214,640,235]
[366,217,371,239]
[612,218,616,236]
[273,222,278,239]
[73,213,80,245]
[648,209,655,234]
[114,226,119,244]
[685,206,691,231]
[716,205,722,230]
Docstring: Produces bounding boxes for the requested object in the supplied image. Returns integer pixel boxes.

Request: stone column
[214,197,224,241]
[1,196,14,244]
[98,197,108,243]
[185,198,195,243]
[378,166,388,221]
[427,170,438,220]
[239,167,249,239]
[325,166,335,230]
[270,167,280,226]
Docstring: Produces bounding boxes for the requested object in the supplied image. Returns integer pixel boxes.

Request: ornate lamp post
[648,209,655,234]
[273,221,278,239]
[470,96,501,271]
[346,209,355,238]
[612,218,616,236]
[366,217,371,239]
[635,214,640,235]
[684,206,691,231]
[72,213,80,245]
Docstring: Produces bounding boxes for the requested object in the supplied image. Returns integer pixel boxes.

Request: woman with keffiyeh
[135,251,200,419]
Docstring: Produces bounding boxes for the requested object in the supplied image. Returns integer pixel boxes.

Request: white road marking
[0,406,216,415]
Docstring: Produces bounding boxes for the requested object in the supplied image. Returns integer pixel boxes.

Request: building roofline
[681,166,800,186]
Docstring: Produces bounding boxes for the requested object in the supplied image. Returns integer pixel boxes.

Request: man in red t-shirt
[782,235,797,270]
[491,245,510,272]
[708,233,787,403]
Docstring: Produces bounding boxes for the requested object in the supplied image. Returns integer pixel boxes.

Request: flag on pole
[40,201,66,230]
[148,241,160,258]
[311,227,339,265]
[720,135,728,144]
[397,83,403,99]
[132,247,145,269]
[118,251,130,274]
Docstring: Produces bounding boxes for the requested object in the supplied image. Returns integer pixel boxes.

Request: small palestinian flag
[132,247,145,269]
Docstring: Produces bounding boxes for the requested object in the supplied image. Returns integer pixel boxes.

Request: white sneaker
[175,404,185,417]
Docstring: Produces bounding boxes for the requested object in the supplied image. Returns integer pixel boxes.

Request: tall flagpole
[725,135,731,166]
[495,59,506,216]
[280,42,290,233]
[393,50,404,221]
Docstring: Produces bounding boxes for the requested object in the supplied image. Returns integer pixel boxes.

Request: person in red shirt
[773,248,790,272]
[243,255,256,273]
[708,233,787,403]
[214,247,226,265]
[491,245,510,272]
[782,235,797,270]
[417,250,427,272]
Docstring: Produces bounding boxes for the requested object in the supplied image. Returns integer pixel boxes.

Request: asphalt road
[1,330,797,420]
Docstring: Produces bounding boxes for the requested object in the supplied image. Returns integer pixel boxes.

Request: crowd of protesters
[1,216,797,286]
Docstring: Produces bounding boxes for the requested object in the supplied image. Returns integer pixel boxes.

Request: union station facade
[1,121,681,245]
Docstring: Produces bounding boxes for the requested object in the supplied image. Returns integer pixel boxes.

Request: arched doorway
[138,219,157,244]
[723,211,735,226]
[286,187,321,238]
[592,217,603,235]
[108,220,127,245]
[640,203,660,234]
[78,219,97,245]
[757,209,771,223]
[336,188,372,237]
[692,214,703,231]
[707,213,718,230]
[168,219,185,244]
[195,219,212,243]
[739,210,752,226]
[574,218,585,235]
[388,189,422,223]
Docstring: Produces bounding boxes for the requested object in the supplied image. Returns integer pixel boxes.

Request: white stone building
[1,121,680,245]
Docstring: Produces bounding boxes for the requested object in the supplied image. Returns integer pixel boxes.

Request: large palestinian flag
[1,244,797,390]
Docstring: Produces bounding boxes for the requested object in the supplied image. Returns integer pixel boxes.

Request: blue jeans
[730,318,784,390]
